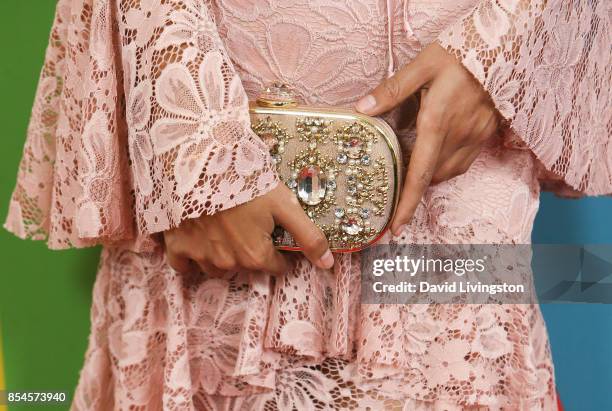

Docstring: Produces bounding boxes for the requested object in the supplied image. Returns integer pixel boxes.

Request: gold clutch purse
[250,84,402,252]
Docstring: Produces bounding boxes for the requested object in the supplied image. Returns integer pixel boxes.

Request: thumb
[355,58,431,116]
[272,187,334,269]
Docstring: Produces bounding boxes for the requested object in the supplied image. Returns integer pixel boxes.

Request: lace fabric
[4,0,278,249]
[437,0,612,195]
[4,0,610,249]
[4,0,609,409]
[72,147,556,410]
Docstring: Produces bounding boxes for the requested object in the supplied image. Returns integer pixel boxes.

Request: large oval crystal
[297,165,327,205]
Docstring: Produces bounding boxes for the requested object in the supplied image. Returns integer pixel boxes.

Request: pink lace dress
[5,0,610,410]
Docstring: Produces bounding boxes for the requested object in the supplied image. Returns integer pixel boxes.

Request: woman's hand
[355,43,500,235]
[163,185,334,276]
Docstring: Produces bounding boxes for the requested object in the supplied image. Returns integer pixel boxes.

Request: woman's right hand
[163,184,334,276]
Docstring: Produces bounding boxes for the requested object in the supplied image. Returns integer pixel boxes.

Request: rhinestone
[328,180,337,191]
[287,178,297,189]
[347,186,357,195]
[361,155,371,165]
[336,153,348,164]
[297,165,327,206]
[309,142,317,149]
[346,137,363,158]
[334,207,345,218]
[310,126,319,134]
[360,208,370,219]
[342,217,363,235]
[347,176,356,184]
[272,154,281,164]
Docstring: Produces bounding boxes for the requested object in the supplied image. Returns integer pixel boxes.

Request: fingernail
[317,249,334,269]
[392,225,407,237]
[355,95,377,114]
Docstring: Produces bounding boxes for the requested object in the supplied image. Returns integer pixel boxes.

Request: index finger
[390,108,446,235]
[355,60,431,116]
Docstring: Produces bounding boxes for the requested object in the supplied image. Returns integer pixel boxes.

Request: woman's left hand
[355,43,500,236]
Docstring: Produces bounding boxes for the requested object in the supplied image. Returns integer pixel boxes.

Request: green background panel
[0,2,100,410]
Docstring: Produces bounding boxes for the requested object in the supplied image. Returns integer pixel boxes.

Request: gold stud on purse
[250,83,403,252]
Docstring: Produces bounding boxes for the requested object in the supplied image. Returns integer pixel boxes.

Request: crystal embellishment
[256,112,393,250]
[346,137,363,158]
[297,165,327,206]
[342,217,363,235]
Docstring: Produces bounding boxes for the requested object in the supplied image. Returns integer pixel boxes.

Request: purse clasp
[256,82,298,108]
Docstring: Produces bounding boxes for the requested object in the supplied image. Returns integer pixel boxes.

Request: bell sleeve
[4,0,278,249]
[436,0,611,196]
[120,0,278,235]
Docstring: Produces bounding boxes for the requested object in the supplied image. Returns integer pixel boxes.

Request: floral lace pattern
[72,147,557,411]
[437,0,612,195]
[4,0,610,410]
[4,0,277,248]
[4,0,610,248]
